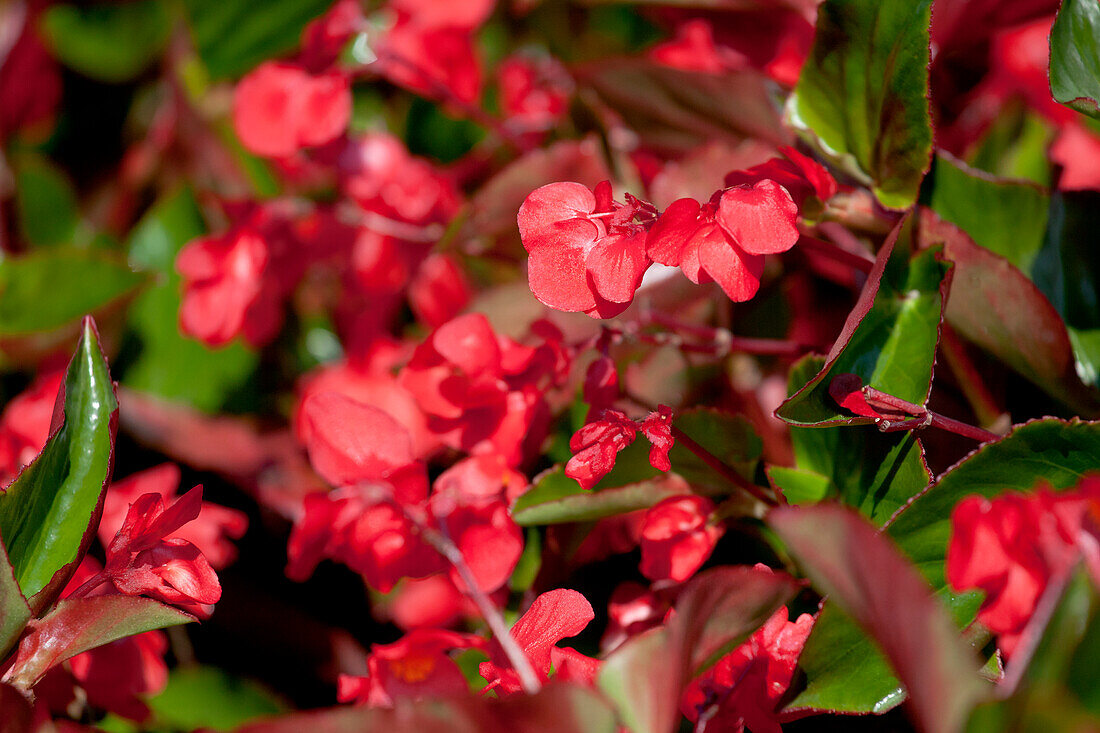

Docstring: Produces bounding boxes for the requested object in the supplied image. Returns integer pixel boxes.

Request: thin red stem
[669,426,776,506]
[939,324,1006,430]
[65,572,109,599]
[424,519,542,695]
[863,386,1000,443]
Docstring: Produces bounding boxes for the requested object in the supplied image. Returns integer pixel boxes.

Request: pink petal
[717,180,799,255]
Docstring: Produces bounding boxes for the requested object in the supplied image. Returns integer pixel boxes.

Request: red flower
[518,181,653,318]
[101,465,247,570]
[385,574,468,630]
[479,589,596,694]
[338,628,485,707]
[582,355,620,417]
[0,16,61,141]
[565,406,676,490]
[299,0,365,71]
[286,489,444,592]
[432,496,523,594]
[377,20,482,107]
[724,147,838,209]
[176,228,278,348]
[433,454,528,505]
[682,603,814,733]
[646,180,797,302]
[102,488,222,615]
[299,391,427,502]
[399,313,555,465]
[565,410,638,491]
[296,356,438,460]
[68,631,168,722]
[639,405,675,471]
[499,53,572,132]
[0,369,63,484]
[639,495,723,582]
[649,19,747,74]
[408,253,472,328]
[601,581,669,653]
[233,61,351,158]
[945,485,1097,658]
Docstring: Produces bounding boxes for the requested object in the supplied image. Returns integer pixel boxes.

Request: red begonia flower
[338,628,486,707]
[601,581,669,653]
[103,488,222,614]
[233,61,351,158]
[286,489,444,592]
[649,19,747,74]
[724,147,838,209]
[479,588,595,694]
[682,603,814,733]
[377,19,483,107]
[296,357,437,460]
[0,369,63,484]
[716,179,800,256]
[68,631,168,722]
[409,253,472,328]
[0,18,61,141]
[646,196,765,302]
[499,53,572,132]
[433,454,528,505]
[101,465,247,570]
[639,405,675,472]
[299,391,426,503]
[176,228,277,348]
[582,356,620,416]
[945,488,1095,657]
[639,495,723,582]
[389,0,495,29]
[828,372,881,418]
[399,313,555,465]
[386,574,468,630]
[565,409,639,490]
[339,133,460,227]
[518,181,652,318]
[299,0,365,71]
[433,497,523,594]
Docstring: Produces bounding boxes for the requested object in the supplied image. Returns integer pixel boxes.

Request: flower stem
[669,426,777,507]
[862,386,1000,443]
[636,312,814,357]
[422,519,542,695]
[939,324,1007,431]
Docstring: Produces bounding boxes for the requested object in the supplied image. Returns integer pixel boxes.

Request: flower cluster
[517,147,837,317]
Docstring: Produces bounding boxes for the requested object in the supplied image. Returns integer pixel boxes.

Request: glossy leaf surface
[786,0,933,208]
[0,319,118,612]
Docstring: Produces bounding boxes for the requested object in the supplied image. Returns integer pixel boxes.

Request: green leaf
[0,538,32,660]
[767,465,833,505]
[928,152,1050,274]
[0,319,118,613]
[777,355,932,523]
[785,0,933,209]
[0,250,146,338]
[786,418,1100,714]
[509,527,542,592]
[40,1,172,83]
[1034,191,1100,389]
[778,221,952,426]
[512,468,684,526]
[771,504,987,733]
[146,667,285,731]
[13,154,79,248]
[917,210,1100,414]
[599,566,799,733]
[123,189,258,412]
[181,0,332,79]
[1050,0,1100,118]
[6,596,193,691]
